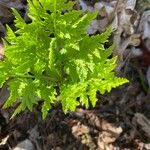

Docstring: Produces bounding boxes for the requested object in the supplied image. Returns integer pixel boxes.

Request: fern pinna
[0,0,128,118]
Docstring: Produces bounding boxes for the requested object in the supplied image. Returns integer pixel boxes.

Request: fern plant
[0,0,128,118]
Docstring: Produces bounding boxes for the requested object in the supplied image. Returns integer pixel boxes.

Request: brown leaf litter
[0,0,150,149]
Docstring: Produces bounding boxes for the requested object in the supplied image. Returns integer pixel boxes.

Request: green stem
[54,0,57,30]
[10,74,56,81]
[52,0,57,37]
[10,74,34,78]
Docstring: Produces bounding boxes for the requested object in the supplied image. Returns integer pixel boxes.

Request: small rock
[13,139,34,150]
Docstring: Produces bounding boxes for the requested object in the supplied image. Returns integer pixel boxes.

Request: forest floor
[0,0,150,149]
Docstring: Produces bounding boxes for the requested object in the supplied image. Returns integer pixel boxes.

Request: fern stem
[53,0,57,33]
[13,74,35,78]
[10,74,57,81]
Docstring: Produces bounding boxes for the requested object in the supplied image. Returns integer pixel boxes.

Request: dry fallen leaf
[98,120,122,149]
[0,135,9,147]
[0,0,24,10]
[133,113,150,138]
[72,122,90,137]
[138,10,150,39]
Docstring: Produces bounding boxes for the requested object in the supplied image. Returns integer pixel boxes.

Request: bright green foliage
[1,0,128,118]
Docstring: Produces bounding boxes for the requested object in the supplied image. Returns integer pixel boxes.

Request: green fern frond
[0,0,128,119]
